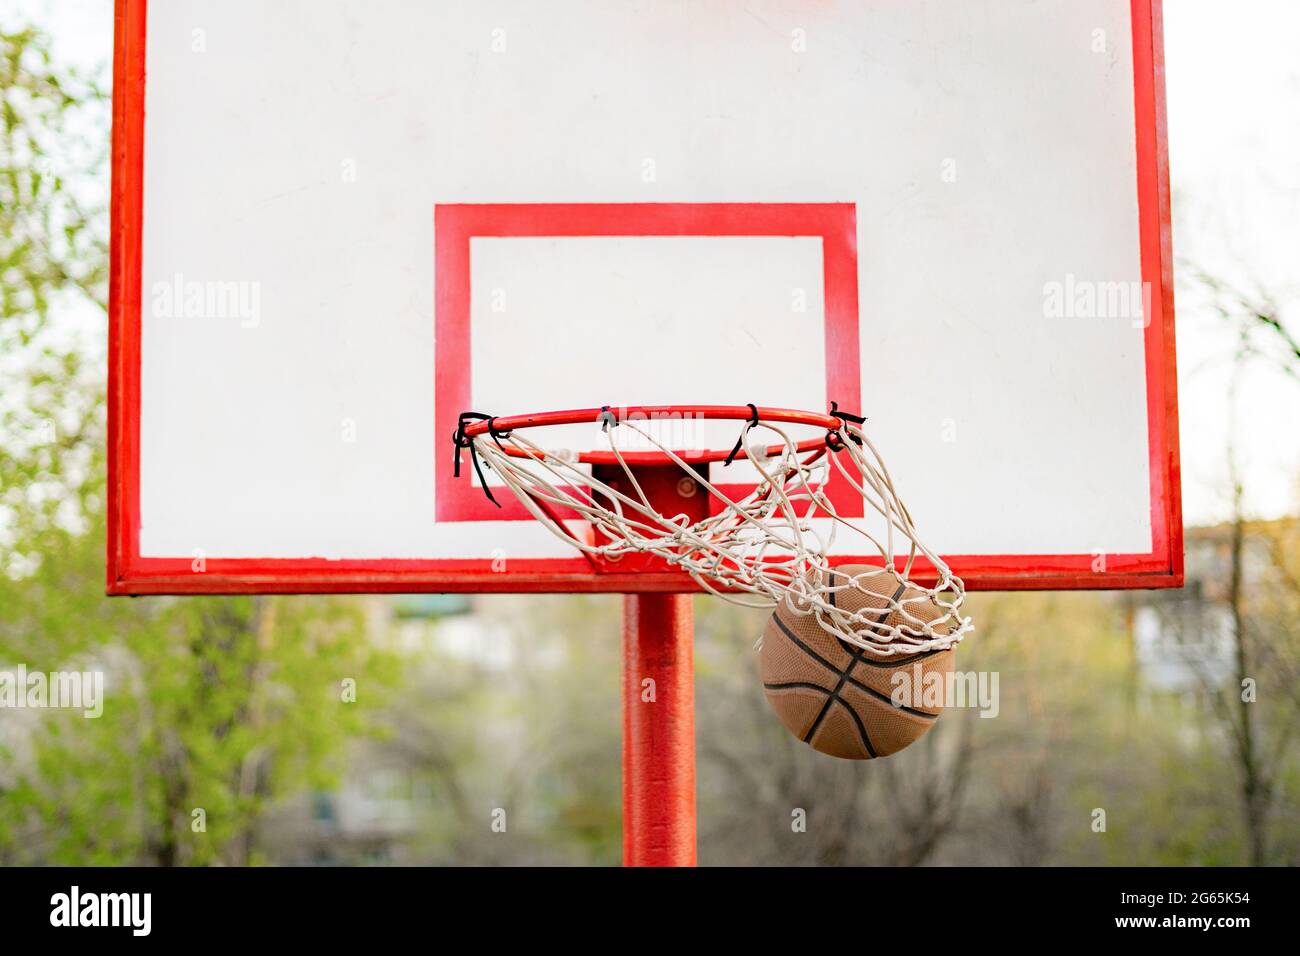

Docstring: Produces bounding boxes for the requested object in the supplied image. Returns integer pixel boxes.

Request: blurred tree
[0,26,399,866]
[1180,262,1300,864]
[1185,265,1299,385]
[1255,519,1300,863]
[378,594,622,865]
[1184,507,1300,866]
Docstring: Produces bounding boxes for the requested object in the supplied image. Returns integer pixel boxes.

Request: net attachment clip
[453,411,503,507]
[723,403,761,467]
[826,400,866,452]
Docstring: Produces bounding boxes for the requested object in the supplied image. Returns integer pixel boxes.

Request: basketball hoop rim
[458,404,849,466]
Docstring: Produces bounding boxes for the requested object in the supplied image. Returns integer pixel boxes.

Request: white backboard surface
[109,0,1181,593]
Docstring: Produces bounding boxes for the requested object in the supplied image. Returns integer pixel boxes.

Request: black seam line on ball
[763,682,877,758]
[770,606,938,721]
[853,646,946,668]
[802,580,902,744]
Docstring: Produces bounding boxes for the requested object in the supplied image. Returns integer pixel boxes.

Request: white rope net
[458,410,972,657]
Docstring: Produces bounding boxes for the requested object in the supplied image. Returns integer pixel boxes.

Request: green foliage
[0,27,105,572]
[0,26,107,328]
[1,572,399,864]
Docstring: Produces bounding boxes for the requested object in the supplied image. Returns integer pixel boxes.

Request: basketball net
[455,407,972,657]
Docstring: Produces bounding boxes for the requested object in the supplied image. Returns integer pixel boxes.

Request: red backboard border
[107,0,1181,595]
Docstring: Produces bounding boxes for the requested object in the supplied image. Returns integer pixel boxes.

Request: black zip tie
[452,412,489,476]
[598,406,618,432]
[486,417,511,454]
[827,400,865,450]
[469,445,500,507]
[724,403,760,466]
[452,411,500,507]
[829,400,866,425]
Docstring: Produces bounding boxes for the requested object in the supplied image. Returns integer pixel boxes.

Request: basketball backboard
[108,0,1181,594]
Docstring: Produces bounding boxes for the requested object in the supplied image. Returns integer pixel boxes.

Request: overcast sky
[10,0,1300,527]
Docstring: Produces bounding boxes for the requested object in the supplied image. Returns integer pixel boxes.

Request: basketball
[760,566,955,759]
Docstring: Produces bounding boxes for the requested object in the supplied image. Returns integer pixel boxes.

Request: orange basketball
[760,566,955,759]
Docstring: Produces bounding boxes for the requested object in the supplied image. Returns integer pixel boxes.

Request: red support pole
[594,462,702,866]
[622,593,697,867]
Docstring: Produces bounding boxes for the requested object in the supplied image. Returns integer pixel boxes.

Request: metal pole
[622,592,697,866]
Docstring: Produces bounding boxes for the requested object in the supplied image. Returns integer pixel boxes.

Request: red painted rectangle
[434,202,863,522]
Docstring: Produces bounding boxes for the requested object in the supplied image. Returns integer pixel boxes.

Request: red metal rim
[459,404,845,465]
